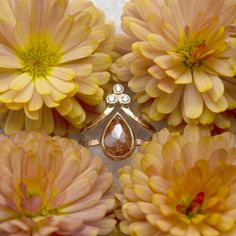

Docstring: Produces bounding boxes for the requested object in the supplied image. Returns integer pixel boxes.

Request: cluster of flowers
[0,0,235,236]
[112,0,236,133]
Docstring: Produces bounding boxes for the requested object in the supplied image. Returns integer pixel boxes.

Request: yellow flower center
[176,192,205,219]
[176,26,207,70]
[18,34,61,78]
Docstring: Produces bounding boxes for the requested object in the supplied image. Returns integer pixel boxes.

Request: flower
[0,0,114,135]
[112,0,236,128]
[119,125,236,236]
[0,132,116,235]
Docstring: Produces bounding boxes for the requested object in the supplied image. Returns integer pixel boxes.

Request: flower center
[176,192,205,219]
[18,34,61,78]
[19,182,61,218]
[176,26,207,70]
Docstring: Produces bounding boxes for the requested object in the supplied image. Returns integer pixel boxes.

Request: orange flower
[119,125,236,236]
[0,0,114,135]
[0,132,116,235]
[112,0,236,128]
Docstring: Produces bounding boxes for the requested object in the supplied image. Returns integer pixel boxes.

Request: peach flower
[0,132,116,235]
[0,0,114,135]
[112,0,236,129]
[119,125,236,236]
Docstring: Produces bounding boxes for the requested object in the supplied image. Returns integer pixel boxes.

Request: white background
[92,0,127,31]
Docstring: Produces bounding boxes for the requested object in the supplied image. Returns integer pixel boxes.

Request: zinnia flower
[0,0,114,135]
[119,125,236,236]
[112,0,236,128]
[0,132,116,235]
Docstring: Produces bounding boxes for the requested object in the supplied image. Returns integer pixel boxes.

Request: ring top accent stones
[113,84,124,94]
[106,84,131,105]
[106,94,118,104]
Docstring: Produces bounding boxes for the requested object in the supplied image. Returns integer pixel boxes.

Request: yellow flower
[119,125,236,236]
[0,0,114,135]
[0,132,116,235]
[112,0,236,127]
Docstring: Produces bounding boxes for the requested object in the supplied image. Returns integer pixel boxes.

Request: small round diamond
[113,84,124,94]
[119,94,131,104]
[106,94,118,104]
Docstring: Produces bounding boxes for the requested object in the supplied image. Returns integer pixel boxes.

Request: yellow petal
[145,78,160,97]
[46,0,68,32]
[35,77,51,95]
[199,223,219,236]
[176,69,192,84]
[147,34,171,51]
[53,15,74,44]
[166,65,187,80]
[186,225,201,236]
[28,91,43,111]
[0,73,17,92]
[0,44,21,69]
[130,222,157,236]
[62,26,91,53]
[157,87,183,114]
[56,98,73,116]
[193,70,213,93]
[10,73,32,91]
[41,106,54,134]
[154,55,177,69]
[78,76,99,95]
[0,90,17,103]
[215,113,231,129]
[203,93,228,113]
[147,99,165,121]
[157,77,176,93]
[208,76,224,102]
[67,64,92,78]
[4,110,24,134]
[51,67,76,81]
[129,22,151,41]
[92,72,110,85]
[216,215,235,231]
[199,106,215,125]
[204,58,235,77]
[167,103,183,126]
[13,82,34,103]
[24,105,40,120]
[43,95,59,108]
[47,76,75,94]
[61,46,95,63]
[129,76,150,93]
[79,53,112,72]
[183,84,203,119]
[25,112,42,131]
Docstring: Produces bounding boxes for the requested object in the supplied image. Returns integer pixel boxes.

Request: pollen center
[19,35,61,78]
[176,192,205,219]
[176,26,207,70]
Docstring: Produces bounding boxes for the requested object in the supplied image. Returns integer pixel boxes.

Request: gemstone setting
[113,84,124,94]
[106,94,118,104]
[101,114,135,160]
[119,94,131,104]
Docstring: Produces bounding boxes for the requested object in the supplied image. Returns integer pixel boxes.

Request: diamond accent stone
[106,94,118,104]
[102,114,134,160]
[119,94,131,104]
[113,84,124,94]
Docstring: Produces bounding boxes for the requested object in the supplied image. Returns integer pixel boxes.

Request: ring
[79,84,157,160]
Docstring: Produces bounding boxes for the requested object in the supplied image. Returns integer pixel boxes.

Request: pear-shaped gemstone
[102,114,134,160]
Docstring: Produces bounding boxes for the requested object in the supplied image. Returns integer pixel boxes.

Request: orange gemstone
[102,114,134,160]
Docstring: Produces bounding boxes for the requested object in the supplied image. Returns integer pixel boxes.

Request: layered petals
[119,126,236,236]
[0,132,116,236]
